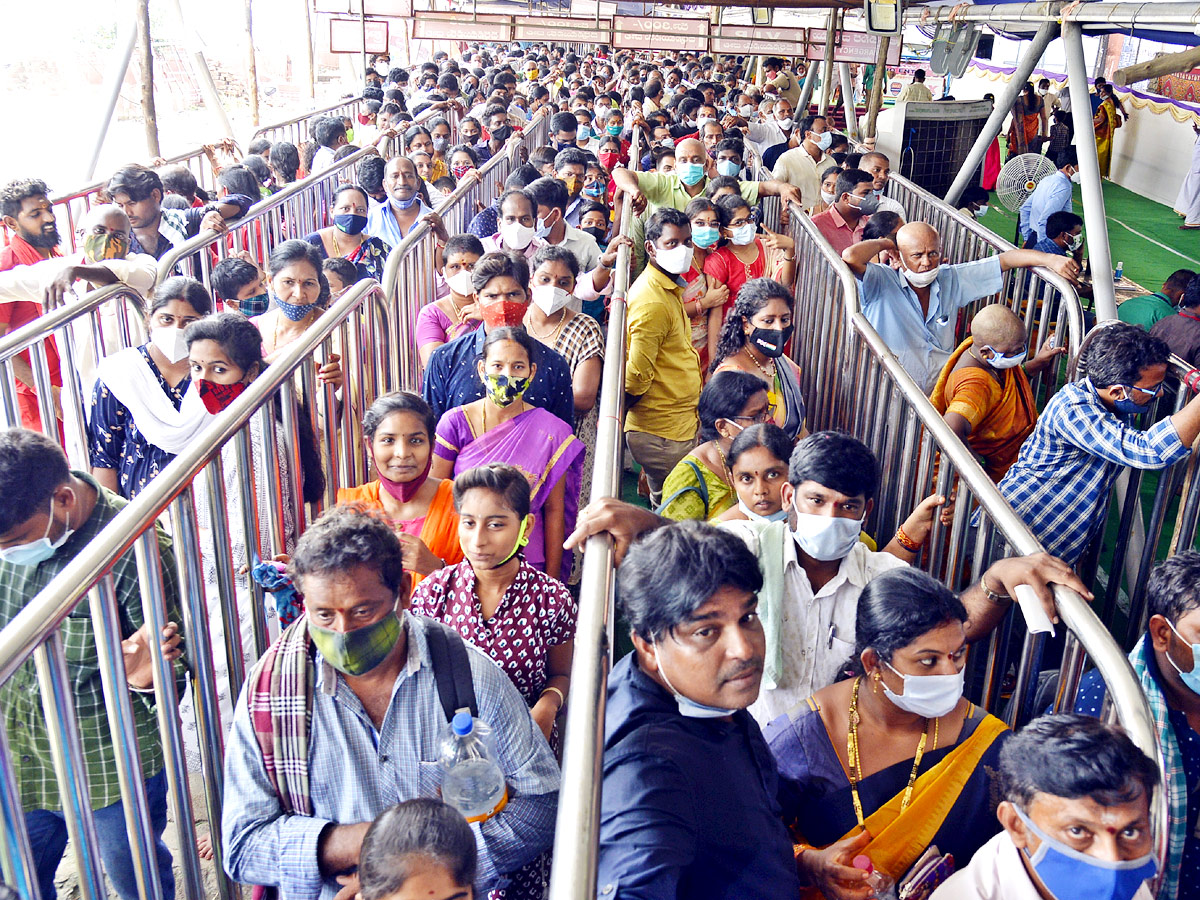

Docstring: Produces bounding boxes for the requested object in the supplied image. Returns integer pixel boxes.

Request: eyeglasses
[733,404,777,424]
[1120,382,1166,400]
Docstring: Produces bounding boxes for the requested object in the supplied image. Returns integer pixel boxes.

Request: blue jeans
[25,768,175,900]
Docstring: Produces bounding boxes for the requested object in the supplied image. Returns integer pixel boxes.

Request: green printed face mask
[308,611,401,676]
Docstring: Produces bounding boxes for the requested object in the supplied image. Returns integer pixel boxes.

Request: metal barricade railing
[250,96,364,148]
[0,278,393,900]
[156,144,382,290]
[546,128,640,900]
[0,284,148,468]
[881,172,1086,402]
[787,209,1169,876]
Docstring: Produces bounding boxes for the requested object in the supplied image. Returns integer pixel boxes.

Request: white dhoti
[1174,132,1200,226]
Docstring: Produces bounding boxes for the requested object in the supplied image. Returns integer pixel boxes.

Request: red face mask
[599,151,620,171]
[481,300,528,329]
[197,379,248,414]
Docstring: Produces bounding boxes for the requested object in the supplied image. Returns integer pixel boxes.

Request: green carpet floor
[975,176,1200,293]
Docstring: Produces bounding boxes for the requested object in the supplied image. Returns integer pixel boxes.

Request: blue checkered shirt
[997,378,1190,564]
[221,612,560,899]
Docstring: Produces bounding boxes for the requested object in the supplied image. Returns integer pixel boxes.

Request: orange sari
[335,478,462,593]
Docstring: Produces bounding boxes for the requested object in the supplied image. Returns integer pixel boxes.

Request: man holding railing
[0,429,185,900]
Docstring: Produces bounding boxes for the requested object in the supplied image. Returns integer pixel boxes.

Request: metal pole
[818,10,837,116]
[1064,20,1118,321]
[944,20,1058,207]
[865,36,890,139]
[839,62,859,141]
[360,1,368,86]
[797,59,819,115]
[245,0,261,127]
[303,0,316,99]
[134,0,160,157]
[85,21,137,181]
[165,0,235,139]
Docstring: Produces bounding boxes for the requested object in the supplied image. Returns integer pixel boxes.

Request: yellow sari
[1095,98,1117,178]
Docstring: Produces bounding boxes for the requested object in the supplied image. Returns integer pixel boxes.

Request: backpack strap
[655,460,710,518]
[425,620,479,721]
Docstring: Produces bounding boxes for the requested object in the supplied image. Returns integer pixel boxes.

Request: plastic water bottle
[439,710,508,822]
[853,855,898,900]
[1114,261,1124,281]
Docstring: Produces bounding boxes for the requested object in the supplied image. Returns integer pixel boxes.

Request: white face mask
[447,269,475,296]
[729,223,757,246]
[500,221,535,250]
[980,344,1027,369]
[0,499,73,567]
[820,190,837,205]
[777,117,794,131]
[790,511,863,561]
[1069,170,1082,184]
[1067,232,1084,251]
[975,204,989,218]
[881,660,964,718]
[903,266,940,289]
[150,326,190,363]
[739,104,755,117]
[531,283,572,315]
[654,242,693,275]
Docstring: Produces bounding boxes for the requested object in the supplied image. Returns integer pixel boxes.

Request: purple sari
[435,405,584,580]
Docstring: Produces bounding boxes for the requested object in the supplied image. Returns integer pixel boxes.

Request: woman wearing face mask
[303,185,391,282]
[416,234,485,368]
[710,278,808,442]
[336,391,463,594]
[426,117,454,174]
[766,567,1009,900]
[716,423,792,523]
[412,463,576,745]
[179,313,323,779]
[250,240,343,390]
[682,197,730,371]
[582,160,610,205]
[448,144,480,183]
[88,276,212,498]
[704,193,796,322]
[430,327,584,581]
[659,371,771,521]
[814,165,844,216]
[525,246,603,567]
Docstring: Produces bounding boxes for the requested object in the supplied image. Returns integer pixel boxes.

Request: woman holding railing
[767,568,1009,900]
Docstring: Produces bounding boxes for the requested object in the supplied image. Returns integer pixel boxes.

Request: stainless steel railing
[0,279,392,900]
[0,284,147,467]
[250,96,364,148]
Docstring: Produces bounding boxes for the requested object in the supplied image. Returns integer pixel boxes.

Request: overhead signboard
[330,17,389,53]
[612,15,708,52]
[711,25,807,59]
[514,16,611,45]
[807,29,902,65]
[314,0,411,15]
[412,13,513,42]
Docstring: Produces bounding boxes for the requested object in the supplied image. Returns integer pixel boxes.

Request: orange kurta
[336,478,463,593]
[930,338,1036,482]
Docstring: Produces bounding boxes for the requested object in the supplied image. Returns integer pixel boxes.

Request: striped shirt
[221,611,560,899]
[997,379,1190,564]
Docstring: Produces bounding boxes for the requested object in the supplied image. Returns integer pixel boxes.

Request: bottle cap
[853,855,874,873]
[452,710,474,736]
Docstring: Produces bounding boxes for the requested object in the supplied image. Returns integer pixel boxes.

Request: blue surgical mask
[652,638,741,719]
[390,193,420,211]
[1012,805,1158,900]
[0,500,73,567]
[1165,619,1200,696]
[729,222,757,246]
[578,124,592,140]
[1113,389,1151,417]
[275,295,321,322]
[716,159,741,178]
[692,225,720,248]
[534,216,552,240]
[813,130,833,151]
[677,161,706,186]
[738,500,789,523]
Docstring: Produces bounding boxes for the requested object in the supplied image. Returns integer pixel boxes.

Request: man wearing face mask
[625,208,704,506]
[998,322,1200,565]
[0,429,186,900]
[933,714,1158,900]
[1151,273,1200,365]
[597,520,804,900]
[221,505,559,900]
[1053,552,1200,900]
[422,250,575,425]
[772,114,838,213]
[812,168,876,254]
[931,304,1065,482]
[1033,211,1085,265]
[365,156,443,248]
[1018,148,1080,246]
[843,221,1079,392]
[737,98,801,166]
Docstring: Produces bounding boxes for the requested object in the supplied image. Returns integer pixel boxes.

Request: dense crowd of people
[1,38,1198,900]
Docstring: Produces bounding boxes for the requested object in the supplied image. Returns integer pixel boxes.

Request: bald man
[930,305,1065,481]
[843,222,1078,391]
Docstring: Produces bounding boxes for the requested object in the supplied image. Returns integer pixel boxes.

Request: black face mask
[582,226,608,246]
[490,125,512,142]
[748,325,794,359]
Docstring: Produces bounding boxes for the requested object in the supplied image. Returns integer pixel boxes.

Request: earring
[872,671,881,694]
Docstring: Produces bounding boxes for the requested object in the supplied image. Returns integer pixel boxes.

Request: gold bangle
[541,686,566,711]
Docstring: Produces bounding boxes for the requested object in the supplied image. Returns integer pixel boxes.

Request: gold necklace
[526,309,568,343]
[481,398,523,434]
[744,345,779,409]
[714,441,733,486]
[847,676,936,829]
